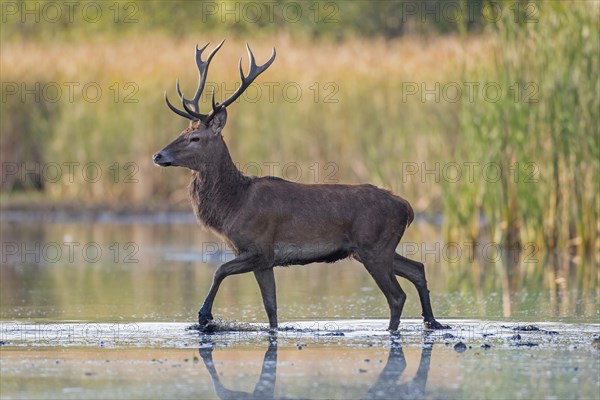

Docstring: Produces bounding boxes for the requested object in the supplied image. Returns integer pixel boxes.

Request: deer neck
[188,142,249,231]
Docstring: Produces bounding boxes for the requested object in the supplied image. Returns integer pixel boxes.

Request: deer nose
[153,153,162,163]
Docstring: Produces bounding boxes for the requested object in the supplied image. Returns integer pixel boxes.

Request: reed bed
[450,2,599,256]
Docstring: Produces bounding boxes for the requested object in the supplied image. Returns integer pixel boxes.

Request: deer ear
[208,108,228,135]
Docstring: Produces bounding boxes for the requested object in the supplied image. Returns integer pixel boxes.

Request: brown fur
[154,109,448,331]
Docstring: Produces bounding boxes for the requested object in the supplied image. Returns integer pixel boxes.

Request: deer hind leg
[393,253,450,330]
[359,252,407,332]
[254,268,278,329]
[198,252,266,326]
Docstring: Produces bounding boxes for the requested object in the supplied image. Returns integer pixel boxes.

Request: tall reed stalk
[448,1,599,255]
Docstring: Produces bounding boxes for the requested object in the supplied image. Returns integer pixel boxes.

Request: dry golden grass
[1,34,493,83]
[1,33,495,206]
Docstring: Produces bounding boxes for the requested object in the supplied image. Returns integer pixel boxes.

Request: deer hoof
[388,328,401,336]
[424,320,451,330]
[198,313,213,327]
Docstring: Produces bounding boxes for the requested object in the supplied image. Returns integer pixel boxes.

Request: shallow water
[1,218,599,399]
[1,219,597,323]
[1,320,599,399]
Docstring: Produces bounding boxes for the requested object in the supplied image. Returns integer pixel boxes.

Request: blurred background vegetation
[1,0,598,260]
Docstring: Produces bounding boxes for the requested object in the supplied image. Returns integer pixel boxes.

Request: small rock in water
[515,325,540,332]
[358,368,368,373]
[592,338,600,350]
[454,342,467,353]
[512,342,539,347]
[508,334,522,341]
[512,324,558,335]
[320,331,345,337]
[481,344,492,350]
[443,333,455,339]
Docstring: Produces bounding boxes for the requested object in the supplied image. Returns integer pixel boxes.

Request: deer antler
[165,41,276,123]
[165,40,224,122]
[218,44,276,110]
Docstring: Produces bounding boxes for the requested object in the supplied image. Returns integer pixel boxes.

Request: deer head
[153,41,276,171]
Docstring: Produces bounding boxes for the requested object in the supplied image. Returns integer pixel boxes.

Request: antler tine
[187,40,225,111]
[219,45,276,109]
[211,88,220,114]
[165,91,193,120]
[182,99,206,120]
[246,43,256,69]
[175,79,185,101]
[175,78,207,121]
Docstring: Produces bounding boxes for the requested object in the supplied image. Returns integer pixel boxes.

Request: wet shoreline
[1,319,598,349]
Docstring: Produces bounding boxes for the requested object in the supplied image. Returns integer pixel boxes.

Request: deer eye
[190,137,200,142]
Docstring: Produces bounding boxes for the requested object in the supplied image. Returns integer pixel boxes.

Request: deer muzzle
[152,152,172,167]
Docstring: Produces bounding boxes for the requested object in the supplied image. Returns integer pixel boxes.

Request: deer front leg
[199,252,265,326]
[254,268,278,329]
[359,252,406,332]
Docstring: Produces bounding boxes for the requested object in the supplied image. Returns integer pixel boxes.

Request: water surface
[1,218,598,399]
[1,320,598,399]
[1,219,596,323]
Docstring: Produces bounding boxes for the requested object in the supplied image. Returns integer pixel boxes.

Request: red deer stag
[153,41,449,331]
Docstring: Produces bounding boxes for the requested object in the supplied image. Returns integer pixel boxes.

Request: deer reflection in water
[198,338,433,400]
[199,339,278,400]
[365,342,432,399]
